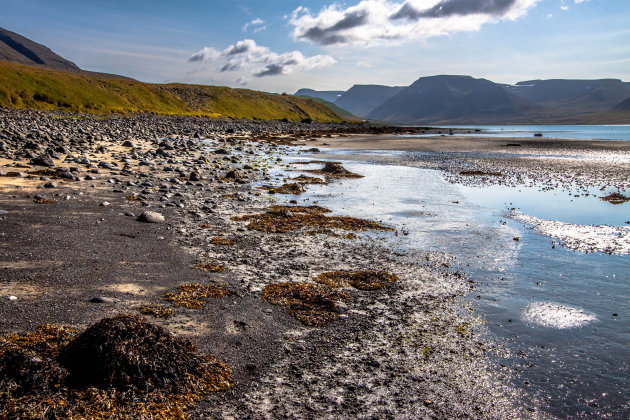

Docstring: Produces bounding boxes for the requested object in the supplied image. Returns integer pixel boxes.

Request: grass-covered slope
[0,61,343,122]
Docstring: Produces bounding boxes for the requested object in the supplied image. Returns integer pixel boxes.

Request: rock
[43,181,57,188]
[89,296,119,303]
[137,211,165,223]
[189,171,201,181]
[31,154,55,167]
[122,140,136,147]
[100,201,111,207]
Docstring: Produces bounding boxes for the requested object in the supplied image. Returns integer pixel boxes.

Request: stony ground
[0,108,544,419]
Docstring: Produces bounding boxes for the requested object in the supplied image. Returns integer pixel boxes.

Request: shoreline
[4,108,615,418]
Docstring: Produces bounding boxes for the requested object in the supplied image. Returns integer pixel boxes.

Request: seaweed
[33,197,56,204]
[285,174,327,185]
[600,192,629,205]
[233,205,393,234]
[164,283,233,309]
[0,315,232,419]
[459,170,502,176]
[136,305,175,318]
[210,237,235,246]
[259,182,306,195]
[314,270,399,290]
[261,282,349,326]
[195,263,226,273]
[306,162,363,179]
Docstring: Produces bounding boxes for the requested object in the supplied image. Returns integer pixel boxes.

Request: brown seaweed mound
[0,315,232,419]
[259,182,306,195]
[314,270,399,290]
[600,192,629,205]
[262,282,349,326]
[233,205,393,233]
[164,283,233,309]
[307,162,364,178]
[286,174,327,185]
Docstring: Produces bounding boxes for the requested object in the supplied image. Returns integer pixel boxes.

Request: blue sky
[2,0,629,93]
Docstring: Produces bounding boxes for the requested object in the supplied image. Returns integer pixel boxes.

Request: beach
[2,108,628,418]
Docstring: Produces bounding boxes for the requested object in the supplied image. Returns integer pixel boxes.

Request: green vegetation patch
[0,315,232,419]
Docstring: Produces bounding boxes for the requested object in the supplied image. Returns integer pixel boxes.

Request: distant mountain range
[296,76,630,124]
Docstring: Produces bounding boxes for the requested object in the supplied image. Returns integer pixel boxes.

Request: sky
[2,0,629,93]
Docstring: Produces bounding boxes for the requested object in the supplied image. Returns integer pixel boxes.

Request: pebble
[89,296,119,303]
[137,211,165,223]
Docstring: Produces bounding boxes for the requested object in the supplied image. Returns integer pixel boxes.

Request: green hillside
[0,61,344,122]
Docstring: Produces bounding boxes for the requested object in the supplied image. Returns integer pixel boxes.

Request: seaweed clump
[259,182,306,195]
[233,205,393,234]
[196,263,226,272]
[459,170,502,176]
[164,283,233,309]
[0,315,232,419]
[137,304,175,318]
[600,192,629,205]
[306,162,364,179]
[314,270,399,290]
[262,282,349,326]
[210,237,236,245]
[286,174,327,185]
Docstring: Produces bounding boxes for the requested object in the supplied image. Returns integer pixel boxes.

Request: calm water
[421,124,630,141]
[284,156,630,418]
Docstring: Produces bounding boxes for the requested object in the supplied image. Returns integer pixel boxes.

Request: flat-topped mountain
[334,85,405,118]
[0,26,79,71]
[367,75,543,124]
[505,79,630,113]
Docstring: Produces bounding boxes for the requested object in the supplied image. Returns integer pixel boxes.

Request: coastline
[8,109,626,417]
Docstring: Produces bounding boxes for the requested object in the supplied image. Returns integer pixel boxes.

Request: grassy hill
[0,61,344,122]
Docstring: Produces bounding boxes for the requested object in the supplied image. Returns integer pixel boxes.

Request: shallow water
[419,124,630,141]
[285,156,630,418]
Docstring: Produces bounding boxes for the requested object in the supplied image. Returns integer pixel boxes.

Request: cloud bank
[188,39,336,82]
[290,0,541,46]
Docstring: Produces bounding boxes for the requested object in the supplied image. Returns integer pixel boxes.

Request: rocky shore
[0,108,538,418]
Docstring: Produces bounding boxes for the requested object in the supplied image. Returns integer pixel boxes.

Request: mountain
[334,85,405,118]
[293,89,344,103]
[505,79,630,113]
[367,75,543,124]
[614,95,630,111]
[295,95,360,120]
[0,26,79,71]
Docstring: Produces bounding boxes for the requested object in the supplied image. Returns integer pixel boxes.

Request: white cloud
[188,39,336,82]
[560,5,569,10]
[243,18,267,33]
[545,13,553,19]
[290,0,541,47]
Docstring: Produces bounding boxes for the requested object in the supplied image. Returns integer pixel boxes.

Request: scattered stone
[89,296,119,303]
[30,154,55,167]
[137,211,165,223]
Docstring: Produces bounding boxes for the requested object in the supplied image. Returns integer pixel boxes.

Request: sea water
[284,155,630,418]
[410,124,630,141]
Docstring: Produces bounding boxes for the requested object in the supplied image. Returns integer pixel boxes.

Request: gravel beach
[0,108,565,418]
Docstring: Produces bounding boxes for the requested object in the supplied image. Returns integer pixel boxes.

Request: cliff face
[0,26,79,71]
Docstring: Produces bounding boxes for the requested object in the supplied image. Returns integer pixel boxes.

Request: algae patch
[164,283,233,309]
[314,270,399,291]
[261,282,349,326]
[233,205,393,234]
